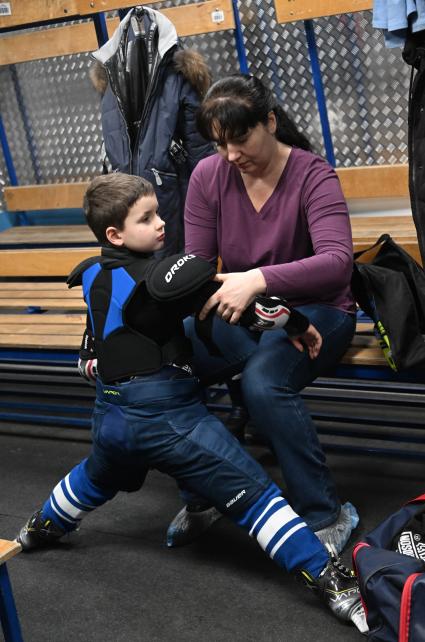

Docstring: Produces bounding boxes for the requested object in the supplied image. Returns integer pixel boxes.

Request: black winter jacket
[404,31,425,264]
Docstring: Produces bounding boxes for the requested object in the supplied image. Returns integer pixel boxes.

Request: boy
[17,173,366,633]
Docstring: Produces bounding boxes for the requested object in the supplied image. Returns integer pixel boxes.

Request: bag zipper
[399,573,422,642]
[150,168,178,186]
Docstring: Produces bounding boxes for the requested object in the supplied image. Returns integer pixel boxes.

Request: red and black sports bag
[353,494,425,641]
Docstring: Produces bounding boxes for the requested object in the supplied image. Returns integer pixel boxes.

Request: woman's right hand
[199,269,267,325]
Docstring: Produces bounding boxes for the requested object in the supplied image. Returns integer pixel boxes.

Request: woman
[167,74,358,554]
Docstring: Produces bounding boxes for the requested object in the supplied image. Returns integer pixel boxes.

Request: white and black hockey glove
[240,296,309,336]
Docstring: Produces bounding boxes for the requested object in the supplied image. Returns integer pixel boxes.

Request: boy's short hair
[83,173,155,244]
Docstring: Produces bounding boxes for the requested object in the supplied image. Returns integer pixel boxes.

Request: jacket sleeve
[178,81,215,171]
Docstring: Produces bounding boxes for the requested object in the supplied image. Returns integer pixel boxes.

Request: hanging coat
[91,6,214,256]
[403,30,425,265]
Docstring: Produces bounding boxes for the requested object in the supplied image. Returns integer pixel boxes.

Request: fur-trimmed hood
[90,49,211,99]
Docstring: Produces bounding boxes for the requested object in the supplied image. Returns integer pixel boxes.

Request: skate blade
[350,604,369,634]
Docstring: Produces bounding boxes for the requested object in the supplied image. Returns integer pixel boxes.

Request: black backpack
[351,234,425,371]
[353,495,425,641]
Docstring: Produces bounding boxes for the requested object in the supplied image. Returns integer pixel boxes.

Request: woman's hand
[199,269,267,324]
[288,323,322,359]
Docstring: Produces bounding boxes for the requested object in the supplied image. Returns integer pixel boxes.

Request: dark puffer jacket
[403,31,425,265]
[91,6,214,256]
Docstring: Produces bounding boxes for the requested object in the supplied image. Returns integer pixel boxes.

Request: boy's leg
[174,311,358,552]
[17,444,148,551]
[150,396,365,631]
[17,458,117,549]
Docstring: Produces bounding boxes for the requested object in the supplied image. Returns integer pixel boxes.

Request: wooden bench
[0,223,424,458]
[0,539,23,642]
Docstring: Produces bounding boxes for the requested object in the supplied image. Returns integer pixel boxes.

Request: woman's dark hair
[197,74,312,151]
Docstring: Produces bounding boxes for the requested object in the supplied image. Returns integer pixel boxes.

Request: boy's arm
[146,253,308,331]
[146,253,318,348]
[77,315,98,382]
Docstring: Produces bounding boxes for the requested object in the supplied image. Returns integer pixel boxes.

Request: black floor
[1,422,424,642]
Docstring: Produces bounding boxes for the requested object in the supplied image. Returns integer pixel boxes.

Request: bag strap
[407,493,425,504]
[353,233,391,261]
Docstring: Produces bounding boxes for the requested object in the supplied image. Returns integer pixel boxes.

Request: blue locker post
[0,114,18,187]
[0,112,28,226]
[92,12,109,48]
[304,19,336,167]
[0,541,24,642]
[231,0,249,74]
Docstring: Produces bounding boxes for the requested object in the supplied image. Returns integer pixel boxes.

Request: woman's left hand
[199,269,267,324]
[288,323,322,359]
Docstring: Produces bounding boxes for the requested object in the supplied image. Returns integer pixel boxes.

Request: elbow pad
[240,296,309,335]
[146,253,216,301]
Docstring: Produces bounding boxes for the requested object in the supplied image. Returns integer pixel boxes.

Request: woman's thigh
[244,305,356,393]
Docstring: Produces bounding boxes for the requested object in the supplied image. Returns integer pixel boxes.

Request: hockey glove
[78,357,98,382]
[240,296,309,336]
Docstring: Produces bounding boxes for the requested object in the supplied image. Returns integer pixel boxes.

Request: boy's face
[106,194,165,253]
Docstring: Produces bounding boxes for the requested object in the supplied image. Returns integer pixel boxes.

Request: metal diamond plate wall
[153,0,240,76]
[314,11,409,167]
[238,0,324,155]
[8,53,102,179]
[0,2,412,212]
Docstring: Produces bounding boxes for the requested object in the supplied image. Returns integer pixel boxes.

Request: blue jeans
[185,304,356,531]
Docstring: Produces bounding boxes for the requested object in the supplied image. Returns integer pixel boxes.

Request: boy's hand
[288,324,322,359]
[78,357,98,382]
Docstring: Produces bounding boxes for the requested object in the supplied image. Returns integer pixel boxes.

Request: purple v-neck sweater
[185,147,355,313]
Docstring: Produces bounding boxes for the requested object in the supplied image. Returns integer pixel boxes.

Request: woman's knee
[242,338,307,395]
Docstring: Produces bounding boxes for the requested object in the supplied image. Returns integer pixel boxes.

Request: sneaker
[16,510,65,551]
[314,502,359,555]
[301,556,368,634]
[166,504,222,548]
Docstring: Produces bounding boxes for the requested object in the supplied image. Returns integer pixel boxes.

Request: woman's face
[213,111,277,175]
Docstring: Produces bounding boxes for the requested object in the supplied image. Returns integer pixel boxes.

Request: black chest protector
[68,249,216,383]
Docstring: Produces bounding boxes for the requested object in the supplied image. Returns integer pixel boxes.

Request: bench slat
[0,0,234,66]
[75,0,167,15]
[0,540,21,564]
[274,0,372,23]
[0,290,82,300]
[0,314,85,324]
[0,283,78,291]
[0,0,77,29]
[0,324,84,335]
[338,165,408,199]
[3,166,409,212]
[0,300,86,310]
[0,0,175,29]
[0,335,82,348]
[0,21,98,65]
[0,225,96,246]
[341,346,387,366]
[0,248,99,277]
[4,183,88,212]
